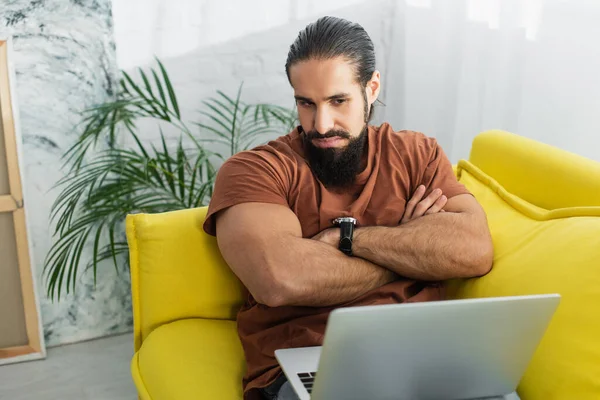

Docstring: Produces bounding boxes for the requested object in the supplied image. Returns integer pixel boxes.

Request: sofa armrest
[126,207,245,351]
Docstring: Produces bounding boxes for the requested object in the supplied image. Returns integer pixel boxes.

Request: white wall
[113,0,600,165]
[386,0,600,163]
[515,0,600,162]
[111,0,396,148]
[112,0,393,106]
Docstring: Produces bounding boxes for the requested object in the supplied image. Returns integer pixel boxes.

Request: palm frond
[156,57,181,118]
[196,84,296,157]
[46,65,294,300]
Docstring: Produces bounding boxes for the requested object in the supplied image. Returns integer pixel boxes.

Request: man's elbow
[255,286,289,308]
[252,266,297,308]
[467,238,494,277]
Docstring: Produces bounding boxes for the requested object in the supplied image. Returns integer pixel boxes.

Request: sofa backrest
[126,207,245,351]
[469,130,600,209]
[451,130,600,399]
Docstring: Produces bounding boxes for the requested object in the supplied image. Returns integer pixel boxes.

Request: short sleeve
[418,137,471,199]
[203,150,290,236]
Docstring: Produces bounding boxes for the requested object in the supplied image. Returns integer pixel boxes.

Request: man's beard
[304,125,368,188]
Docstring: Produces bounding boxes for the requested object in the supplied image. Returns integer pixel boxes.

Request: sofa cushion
[126,207,245,351]
[448,160,600,399]
[133,318,245,400]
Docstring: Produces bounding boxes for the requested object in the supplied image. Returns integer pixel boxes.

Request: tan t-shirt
[203,123,470,400]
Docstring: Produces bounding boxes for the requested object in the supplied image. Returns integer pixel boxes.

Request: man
[203,16,494,400]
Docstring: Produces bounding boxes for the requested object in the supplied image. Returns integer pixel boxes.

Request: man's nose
[314,108,335,134]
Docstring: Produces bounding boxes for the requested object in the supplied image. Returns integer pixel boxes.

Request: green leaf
[55,230,81,301]
[108,218,120,273]
[194,120,230,140]
[91,223,103,285]
[156,57,180,118]
[48,249,69,301]
[122,71,165,118]
[139,67,170,121]
[125,124,150,158]
[151,69,168,110]
[205,97,236,118]
[120,78,131,96]
[193,181,212,207]
[187,150,210,207]
[202,99,234,125]
[230,83,243,155]
[139,68,155,99]
[176,139,186,200]
[158,132,176,195]
[67,227,92,294]
[197,112,233,138]
[84,242,129,276]
[45,228,81,274]
[216,90,239,107]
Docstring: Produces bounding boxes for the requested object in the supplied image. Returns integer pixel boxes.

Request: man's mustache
[306,129,352,141]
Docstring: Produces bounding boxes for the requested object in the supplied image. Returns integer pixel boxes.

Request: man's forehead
[290,58,360,99]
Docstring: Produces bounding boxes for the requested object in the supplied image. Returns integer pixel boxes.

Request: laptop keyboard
[296,372,516,399]
[297,372,317,394]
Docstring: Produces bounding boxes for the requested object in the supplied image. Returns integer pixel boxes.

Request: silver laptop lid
[311,294,560,400]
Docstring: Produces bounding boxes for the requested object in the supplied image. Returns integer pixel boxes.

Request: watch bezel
[332,217,357,226]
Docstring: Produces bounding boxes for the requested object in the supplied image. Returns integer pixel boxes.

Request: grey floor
[0,333,137,400]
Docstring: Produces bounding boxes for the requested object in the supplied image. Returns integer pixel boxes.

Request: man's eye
[333,99,347,105]
[297,101,312,107]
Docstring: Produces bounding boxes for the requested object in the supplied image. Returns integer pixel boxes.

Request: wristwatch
[332,217,357,256]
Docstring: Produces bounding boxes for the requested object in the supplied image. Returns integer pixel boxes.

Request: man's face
[289,57,378,148]
[289,57,380,187]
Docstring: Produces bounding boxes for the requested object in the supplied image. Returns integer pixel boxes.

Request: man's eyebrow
[294,95,313,103]
[294,93,350,102]
[326,93,350,100]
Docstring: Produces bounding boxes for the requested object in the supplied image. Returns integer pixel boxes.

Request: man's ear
[366,70,381,106]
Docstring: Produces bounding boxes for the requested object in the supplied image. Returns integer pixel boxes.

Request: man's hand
[314,185,447,248]
[353,194,494,280]
[401,185,447,223]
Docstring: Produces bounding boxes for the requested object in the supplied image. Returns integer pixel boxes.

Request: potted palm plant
[44,59,296,300]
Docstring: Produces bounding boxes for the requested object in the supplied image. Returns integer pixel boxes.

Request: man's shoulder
[221,128,303,174]
[229,128,301,160]
[375,123,438,152]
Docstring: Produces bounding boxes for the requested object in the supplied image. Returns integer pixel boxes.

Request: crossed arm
[215,188,493,308]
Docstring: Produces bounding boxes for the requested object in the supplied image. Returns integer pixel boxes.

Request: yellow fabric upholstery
[468,130,600,209]
[126,207,245,351]
[126,207,246,400]
[133,318,245,399]
[127,130,600,399]
[448,160,600,399]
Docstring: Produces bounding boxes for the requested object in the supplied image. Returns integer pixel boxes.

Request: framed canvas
[0,37,46,365]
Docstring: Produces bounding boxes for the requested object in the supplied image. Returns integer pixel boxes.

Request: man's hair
[285,16,377,120]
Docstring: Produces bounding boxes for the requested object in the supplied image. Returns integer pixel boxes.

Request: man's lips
[311,137,347,148]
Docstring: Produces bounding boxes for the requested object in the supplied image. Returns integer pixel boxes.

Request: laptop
[275,294,560,400]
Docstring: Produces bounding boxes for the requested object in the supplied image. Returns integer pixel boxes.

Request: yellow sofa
[126,130,600,400]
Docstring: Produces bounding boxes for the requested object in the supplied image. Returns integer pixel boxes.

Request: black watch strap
[333,217,357,256]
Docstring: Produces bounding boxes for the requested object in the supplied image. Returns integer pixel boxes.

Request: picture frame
[0,37,46,365]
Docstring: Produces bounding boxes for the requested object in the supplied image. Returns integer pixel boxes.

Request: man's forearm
[353,212,493,280]
[264,237,396,308]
